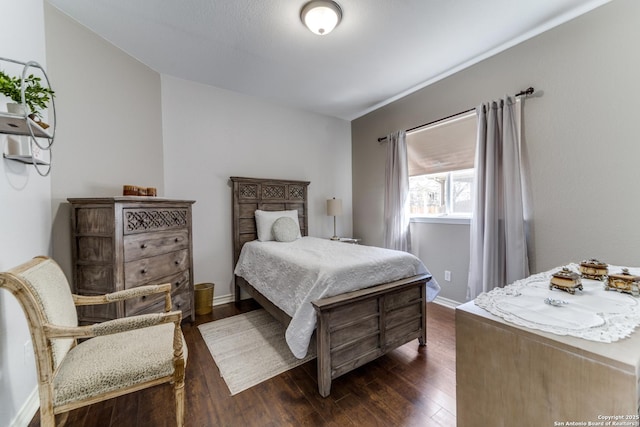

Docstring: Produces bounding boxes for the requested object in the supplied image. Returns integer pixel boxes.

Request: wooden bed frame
[230,176,430,397]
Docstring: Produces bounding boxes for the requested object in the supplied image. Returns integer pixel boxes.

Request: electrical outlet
[444,270,452,282]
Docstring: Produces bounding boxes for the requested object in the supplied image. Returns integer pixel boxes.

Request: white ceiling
[46,0,609,121]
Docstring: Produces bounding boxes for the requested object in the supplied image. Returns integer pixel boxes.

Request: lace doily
[474,264,640,343]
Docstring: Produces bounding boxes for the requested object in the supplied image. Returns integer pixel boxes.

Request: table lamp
[326,197,342,240]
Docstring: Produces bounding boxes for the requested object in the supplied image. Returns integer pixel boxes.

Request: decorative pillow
[272,217,300,242]
[255,209,301,241]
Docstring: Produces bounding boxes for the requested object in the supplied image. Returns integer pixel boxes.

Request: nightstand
[336,237,361,244]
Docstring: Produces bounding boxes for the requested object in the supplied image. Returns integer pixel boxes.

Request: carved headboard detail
[230,177,310,266]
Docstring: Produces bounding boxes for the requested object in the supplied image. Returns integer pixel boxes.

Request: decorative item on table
[544,297,569,307]
[579,258,608,280]
[123,185,138,196]
[122,185,157,197]
[605,268,640,297]
[549,267,583,295]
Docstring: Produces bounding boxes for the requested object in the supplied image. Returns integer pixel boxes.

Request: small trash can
[194,282,214,315]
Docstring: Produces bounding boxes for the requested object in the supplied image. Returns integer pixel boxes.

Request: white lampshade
[327,198,343,216]
[301,1,342,35]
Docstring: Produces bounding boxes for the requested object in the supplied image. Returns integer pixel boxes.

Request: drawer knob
[141,243,147,249]
[174,260,180,265]
[174,238,179,243]
[141,268,147,274]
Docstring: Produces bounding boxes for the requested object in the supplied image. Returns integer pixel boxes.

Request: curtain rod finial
[516,87,535,97]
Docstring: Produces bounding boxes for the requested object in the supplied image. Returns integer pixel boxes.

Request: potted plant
[0,70,55,125]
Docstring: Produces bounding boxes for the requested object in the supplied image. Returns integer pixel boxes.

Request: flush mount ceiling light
[300,1,342,35]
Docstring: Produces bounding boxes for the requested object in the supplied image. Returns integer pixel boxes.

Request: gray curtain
[383,130,411,252]
[467,97,530,300]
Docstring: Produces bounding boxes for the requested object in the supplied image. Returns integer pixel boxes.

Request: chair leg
[40,409,56,427]
[175,382,185,427]
[57,411,70,427]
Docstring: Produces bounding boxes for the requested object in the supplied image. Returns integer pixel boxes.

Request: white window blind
[406,111,476,177]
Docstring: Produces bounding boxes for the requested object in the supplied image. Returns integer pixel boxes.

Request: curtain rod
[377,87,535,143]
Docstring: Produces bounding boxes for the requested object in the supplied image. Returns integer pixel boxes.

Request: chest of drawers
[68,197,196,324]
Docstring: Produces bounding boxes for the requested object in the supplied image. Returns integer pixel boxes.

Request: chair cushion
[19,258,78,368]
[53,323,187,406]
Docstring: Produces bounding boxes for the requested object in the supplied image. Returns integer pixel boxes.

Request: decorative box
[549,267,583,295]
[605,268,640,297]
[579,258,608,280]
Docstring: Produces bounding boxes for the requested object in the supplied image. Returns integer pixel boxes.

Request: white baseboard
[432,296,462,309]
[10,387,38,427]
[213,294,235,306]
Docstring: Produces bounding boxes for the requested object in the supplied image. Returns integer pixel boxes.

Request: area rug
[197,309,316,395]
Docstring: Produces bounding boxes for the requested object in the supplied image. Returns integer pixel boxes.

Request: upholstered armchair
[0,256,187,427]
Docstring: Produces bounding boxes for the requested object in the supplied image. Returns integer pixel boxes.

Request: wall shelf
[0,57,55,176]
[0,111,53,138]
[2,154,49,166]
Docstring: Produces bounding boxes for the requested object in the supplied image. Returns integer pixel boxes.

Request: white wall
[0,1,50,425]
[0,5,165,425]
[44,3,165,280]
[161,75,352,302]
[410,222,470,303]
[352,0,640,304]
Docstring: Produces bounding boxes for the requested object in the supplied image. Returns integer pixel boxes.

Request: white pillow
[272,217,300,242]
[255,209,301,241]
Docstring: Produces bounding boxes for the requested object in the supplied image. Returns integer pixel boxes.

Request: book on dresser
[68,197,196,324]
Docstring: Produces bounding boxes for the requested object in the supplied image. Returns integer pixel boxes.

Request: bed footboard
[235,273,429,397]
[311,274,429,397]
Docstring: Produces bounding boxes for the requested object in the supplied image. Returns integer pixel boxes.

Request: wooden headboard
[230,177,310,266]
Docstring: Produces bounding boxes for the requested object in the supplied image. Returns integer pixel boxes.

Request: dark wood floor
[30,300,456,427]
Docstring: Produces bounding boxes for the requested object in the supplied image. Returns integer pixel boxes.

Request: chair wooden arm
[43,311,183,339]
[73,283,172,312]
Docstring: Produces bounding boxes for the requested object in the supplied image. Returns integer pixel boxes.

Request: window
[407,111,477,219]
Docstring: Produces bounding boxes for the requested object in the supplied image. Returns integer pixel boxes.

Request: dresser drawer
[123,229,189,262]
[122,208,190,235]
[77,236,113,263]
[77,297,118,325]
[171,290,192,315]
[125,270,190,315]
[124,249,189,286]
[132,290,192,317]
[76,265,114,294]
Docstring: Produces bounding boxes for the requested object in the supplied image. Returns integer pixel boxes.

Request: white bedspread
[234,237,440,358]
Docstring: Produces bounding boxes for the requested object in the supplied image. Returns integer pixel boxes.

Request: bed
[230,176,439,397]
